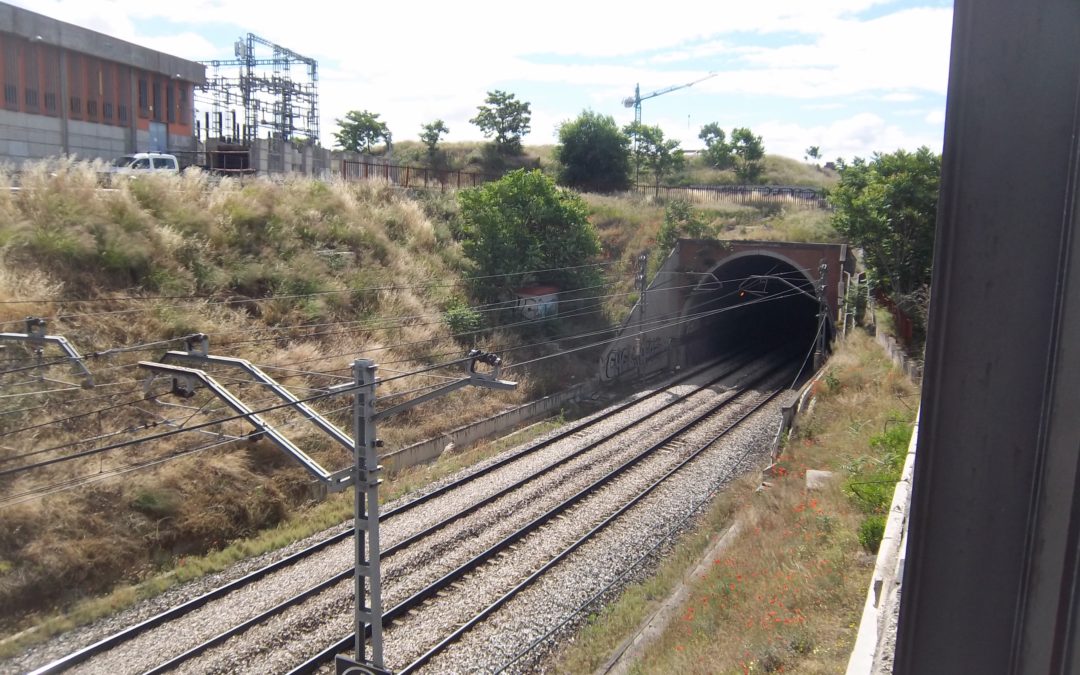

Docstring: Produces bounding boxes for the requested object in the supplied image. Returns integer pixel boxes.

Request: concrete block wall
[67,119,126,161]
[0,110,63,165]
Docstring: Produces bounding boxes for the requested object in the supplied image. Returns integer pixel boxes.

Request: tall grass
[0,162,535,638]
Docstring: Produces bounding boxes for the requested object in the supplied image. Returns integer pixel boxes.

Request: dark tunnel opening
[682,254,829,364]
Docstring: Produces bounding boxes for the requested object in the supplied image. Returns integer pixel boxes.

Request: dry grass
[0,412,572,658]
[557,331,917,674]
[672,155,839,190]
[0,161,556,636]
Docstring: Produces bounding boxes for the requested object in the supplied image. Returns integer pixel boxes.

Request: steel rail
[25,350,760,675]
[139,351,773,673]
[288,356,795,674]
[400,379,790,674]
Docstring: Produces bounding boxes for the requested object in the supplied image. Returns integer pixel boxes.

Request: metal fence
[633,183,829,208]
[340,158,829,209]
[340,160,501,190]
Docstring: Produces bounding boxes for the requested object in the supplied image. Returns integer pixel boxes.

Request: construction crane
[623,72,717,183]
[623,72,717,127]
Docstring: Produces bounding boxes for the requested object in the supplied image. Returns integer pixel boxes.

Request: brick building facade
[0,3,205,164]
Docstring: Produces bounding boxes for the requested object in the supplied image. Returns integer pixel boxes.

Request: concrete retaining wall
[875,330,923,381]
[379,382,591,473]
[846,412,918,675]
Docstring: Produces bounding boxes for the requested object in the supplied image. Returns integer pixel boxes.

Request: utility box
[515,285,559,320]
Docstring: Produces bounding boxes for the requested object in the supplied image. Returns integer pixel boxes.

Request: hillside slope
[0,162,565,633]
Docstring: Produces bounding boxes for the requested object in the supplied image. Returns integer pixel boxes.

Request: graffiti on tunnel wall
[603,336,669,380]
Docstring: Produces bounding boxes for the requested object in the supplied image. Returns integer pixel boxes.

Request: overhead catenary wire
[0,399,357,509]
[0,287,814,487]
[0,269,816,379]
[2,274,816,453]
[0,261,621,306]
[0,352,479,479]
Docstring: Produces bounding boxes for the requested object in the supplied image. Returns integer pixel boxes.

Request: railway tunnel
[600,239,854,383]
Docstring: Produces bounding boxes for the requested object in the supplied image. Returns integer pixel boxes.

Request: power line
[0,287,813,481]
[0,261,619,308]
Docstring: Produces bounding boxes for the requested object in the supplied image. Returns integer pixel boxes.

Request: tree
[419,119,449,156]
[828,147,941,345]
[699,122,733,169]
[805,145,822,163]
[457,169,601,302]
[469,90,532,155]
[333,110,390,154]
[730,127,765,183]
[554,110,631,193]
[625,122,684,194]
[420,119,449,168]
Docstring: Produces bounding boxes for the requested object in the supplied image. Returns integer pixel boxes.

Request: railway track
[19,346,797,675]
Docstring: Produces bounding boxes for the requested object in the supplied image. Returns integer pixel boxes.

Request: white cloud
[13,0,951,153]
[751,113,944,161]
[883,92,921,102]
[924,109,946,125]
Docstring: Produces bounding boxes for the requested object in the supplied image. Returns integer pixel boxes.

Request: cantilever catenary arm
[0,318,94,388]
[159,343,354,454]
[139,361,352,492]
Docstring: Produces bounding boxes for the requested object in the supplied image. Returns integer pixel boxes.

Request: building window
[138,77,148,117]
[2,37,17,111]
[22,42,39,113]
[41,45,59,117]
[179,83,189,125]
[86,99,97,118]
[103,101,113,120]
[67,54,82,119]
[152,79,161,121]
[166,81,175,123]
[118,104,128,123]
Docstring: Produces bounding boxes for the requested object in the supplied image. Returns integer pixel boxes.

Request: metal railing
[340,158,830,208]
[340,159,501,190]
[633,183,829,208]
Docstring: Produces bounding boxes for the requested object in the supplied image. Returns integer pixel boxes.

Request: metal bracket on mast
[138,360,353,491]
[155,334,356,454]
[0,317,95,388]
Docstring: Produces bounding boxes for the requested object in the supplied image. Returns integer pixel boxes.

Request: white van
[109,152,179,174]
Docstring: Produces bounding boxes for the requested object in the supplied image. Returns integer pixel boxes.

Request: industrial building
[0,2,205,165]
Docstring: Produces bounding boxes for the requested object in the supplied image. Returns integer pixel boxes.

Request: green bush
[657,199,715,252]
[444,301,483,341]
[858,515,887,553]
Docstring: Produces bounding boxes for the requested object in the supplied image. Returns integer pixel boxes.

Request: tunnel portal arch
[599,239,851,383]
[681,250,828,364]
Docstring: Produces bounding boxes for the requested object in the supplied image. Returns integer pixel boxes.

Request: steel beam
[159,349,355,454]
[139,361,352,491]
[894,0,1080,672]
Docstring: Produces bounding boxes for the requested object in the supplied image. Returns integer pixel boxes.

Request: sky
[12,0,953,161]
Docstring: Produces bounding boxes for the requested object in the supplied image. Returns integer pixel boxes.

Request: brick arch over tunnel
[681,250,830,364]
[598,239,850,383]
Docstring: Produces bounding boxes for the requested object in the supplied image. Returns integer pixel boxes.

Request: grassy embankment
[672,155,839,190]
[558,330,918,674]
[0,159,611,650]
